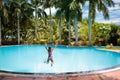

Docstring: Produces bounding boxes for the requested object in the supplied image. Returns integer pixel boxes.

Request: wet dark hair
[48,47,51,49]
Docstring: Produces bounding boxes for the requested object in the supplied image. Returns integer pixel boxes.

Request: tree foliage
[0,0,120,46]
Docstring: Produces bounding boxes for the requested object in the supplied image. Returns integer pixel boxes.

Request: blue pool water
[0,45,120,73]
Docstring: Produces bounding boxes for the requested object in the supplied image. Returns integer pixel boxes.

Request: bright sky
[45,0,120,25]
[95,0,120,25]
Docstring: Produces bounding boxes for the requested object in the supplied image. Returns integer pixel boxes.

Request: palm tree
[43,0,55,43]
[5,0,34,44]
[8,0,34,44]
[55,10,63,44]
[10,0,25,44]
[74,14,79,45]
[31,0,46,43]
[69,0,85,45]
[87,0,114,46]
[15,8,21,44]
[55,0,72,45]
[0,0,2,45]
[49,7,52,43]
[0,0,8,45]
[34,0,39,42]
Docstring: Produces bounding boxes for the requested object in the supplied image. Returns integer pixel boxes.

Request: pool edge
[1,65,120,78]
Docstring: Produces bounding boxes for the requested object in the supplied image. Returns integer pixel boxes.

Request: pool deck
[0,70,120,80]
[108,50,120,53]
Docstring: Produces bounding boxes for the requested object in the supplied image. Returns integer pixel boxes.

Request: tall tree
[69,0,85,45]
[55,10,63,44]
[8,0,34,44]
[0,0,8,45]
[88,0,114,46]
[15,8,21,44]
[10,0,25,44]
[55,0,73,45]
[31,0,46,43]
[0,0,2,45]
[43,0,55,43]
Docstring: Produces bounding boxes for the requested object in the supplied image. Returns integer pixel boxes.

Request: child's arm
[53,43,57,50]
[45,43,48,50]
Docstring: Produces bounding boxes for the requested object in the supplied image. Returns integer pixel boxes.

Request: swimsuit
[48,50,52,59]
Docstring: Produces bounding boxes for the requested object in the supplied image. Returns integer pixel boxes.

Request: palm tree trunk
[35,6,38,42]
[74,14,78,46]
[0,3,2,46]
[68,17,71,45]
[58,16,62,44]
[17,17,20,44]
[0,17,1,45]
[49,7,53,43]
[88,12,92,46]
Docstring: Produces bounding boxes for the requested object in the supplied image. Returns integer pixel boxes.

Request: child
[44,43,56,66]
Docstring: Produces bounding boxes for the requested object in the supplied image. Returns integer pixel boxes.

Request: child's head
[48,47,51,50]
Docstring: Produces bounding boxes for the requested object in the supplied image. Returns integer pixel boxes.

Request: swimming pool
[0,45,120,74]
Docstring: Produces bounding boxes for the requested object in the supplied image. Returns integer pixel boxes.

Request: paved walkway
[0,70,120,80]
